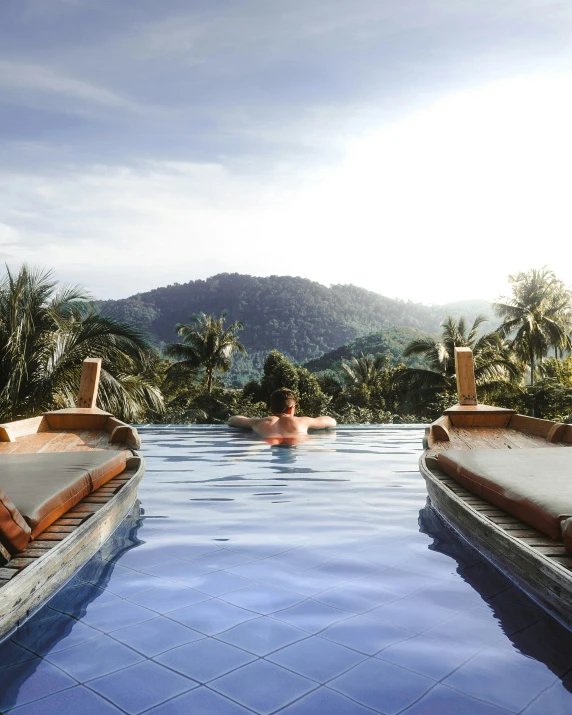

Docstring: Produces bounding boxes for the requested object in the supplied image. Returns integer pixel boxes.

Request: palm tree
[494,268,572,385]
[396,314,519,401]
[0,265,164,422]
[340,353,390,389]
[165,312,246,393]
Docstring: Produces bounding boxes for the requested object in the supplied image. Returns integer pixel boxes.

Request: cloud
[2,73,572,304]
[0,60,139,114]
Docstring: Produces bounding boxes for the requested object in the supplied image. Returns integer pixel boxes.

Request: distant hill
[94,273,493,384]
[303,327,433,373]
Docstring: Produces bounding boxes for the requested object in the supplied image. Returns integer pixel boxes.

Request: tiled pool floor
[2,426,572,714]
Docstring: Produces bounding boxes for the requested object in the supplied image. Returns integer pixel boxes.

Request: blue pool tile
[509,618,572,676]
[356,568,437,597]
[45,634,144,681]
[167,597,257,634]
[226,543,297,559]
[8,685,124,714]
[128,582,210,613]
[320,615,413,655]
[216,616,308,655]
[521,676,572,714]
[402,683,514,715]
[459,561,513,599]
[272,600,351,634]
[86,659,195,714]
[221,584,305,614]
[210,659,317,714]
[79,599,156,632]
[267,635,366,682]
[108,545,174,570]
[162,542,223,561]
[263,547,333,572]
[486,588,544,632]
[403,553,458,579]
[155,637,256,682]
[110,616,204,656]
[424,605,507,648]
[306,559,380,581]
[192,549,256,569]
[0,658,75,711]
[403,579,482,611]
[279,686,382,714]
[368,597,456,633]
[266,570,342,596]
[13,611,100,655]
[91,565,170,598]
[144,685,254,714]
[313,582,396,613]
[184,571,257,596]
[228,560,298,582]
[329,658,434,714]
[376,634,480,680]
[0,640,35,670]
[444,646,558,711]
[140,558,217,581]
[48,581,123,617]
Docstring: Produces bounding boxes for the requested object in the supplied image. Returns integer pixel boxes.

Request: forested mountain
[95,274,492,384]
[303,327,433,373]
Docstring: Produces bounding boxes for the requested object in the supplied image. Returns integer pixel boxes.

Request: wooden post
[77,358,102,408]
[454,347,477,406]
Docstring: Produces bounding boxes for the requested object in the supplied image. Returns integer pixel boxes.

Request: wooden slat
[0,568,18,580]
[44,526,75,534]
[55,518,86,526]
[0,416,50,443]
[36,533,68,541]
[454,348,478,406]
[77,358,101,408]
[8,558,36,569]
[68,503,105,513]
[508,414,555,438]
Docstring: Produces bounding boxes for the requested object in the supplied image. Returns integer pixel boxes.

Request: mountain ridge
[94,273,493,383]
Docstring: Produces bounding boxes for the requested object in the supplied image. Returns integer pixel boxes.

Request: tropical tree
[340,353,390,389]
[396,315,519,410]
[165,312,247,393]
[494,268,572,385]
[0,265,164,422]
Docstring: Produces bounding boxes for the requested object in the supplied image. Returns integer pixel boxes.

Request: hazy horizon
[94,269,495,309]
[2,1,571,303]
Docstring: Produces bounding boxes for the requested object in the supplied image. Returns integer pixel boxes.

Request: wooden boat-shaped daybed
[421,348,572,628]
[0,359,145,639]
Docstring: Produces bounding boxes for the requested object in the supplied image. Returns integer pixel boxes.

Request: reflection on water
[1,426,572,714]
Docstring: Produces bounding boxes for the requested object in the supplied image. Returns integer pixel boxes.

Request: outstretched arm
[304,416,337,430]
[227,416,261,429]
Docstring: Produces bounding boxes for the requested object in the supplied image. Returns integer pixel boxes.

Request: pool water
[1,426,572,714]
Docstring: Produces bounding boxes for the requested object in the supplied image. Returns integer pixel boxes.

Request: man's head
[269,388,298,415]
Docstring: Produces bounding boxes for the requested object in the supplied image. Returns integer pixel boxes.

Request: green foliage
[244,350,331,417]
[165,312,246,393]
[304,327,433,373]
[0,265,164,422]
[495,267,572,385]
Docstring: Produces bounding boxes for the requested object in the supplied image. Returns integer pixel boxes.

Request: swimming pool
[1,426,572,714]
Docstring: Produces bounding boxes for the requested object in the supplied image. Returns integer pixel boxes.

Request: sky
[1,0,571,304]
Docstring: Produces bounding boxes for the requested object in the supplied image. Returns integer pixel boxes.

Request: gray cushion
[0,451,127,539]
[438,448,572,543]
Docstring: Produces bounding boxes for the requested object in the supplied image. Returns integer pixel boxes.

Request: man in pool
[227,388,336,439]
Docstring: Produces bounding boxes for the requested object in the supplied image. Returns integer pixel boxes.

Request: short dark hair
[269,388,297,414]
